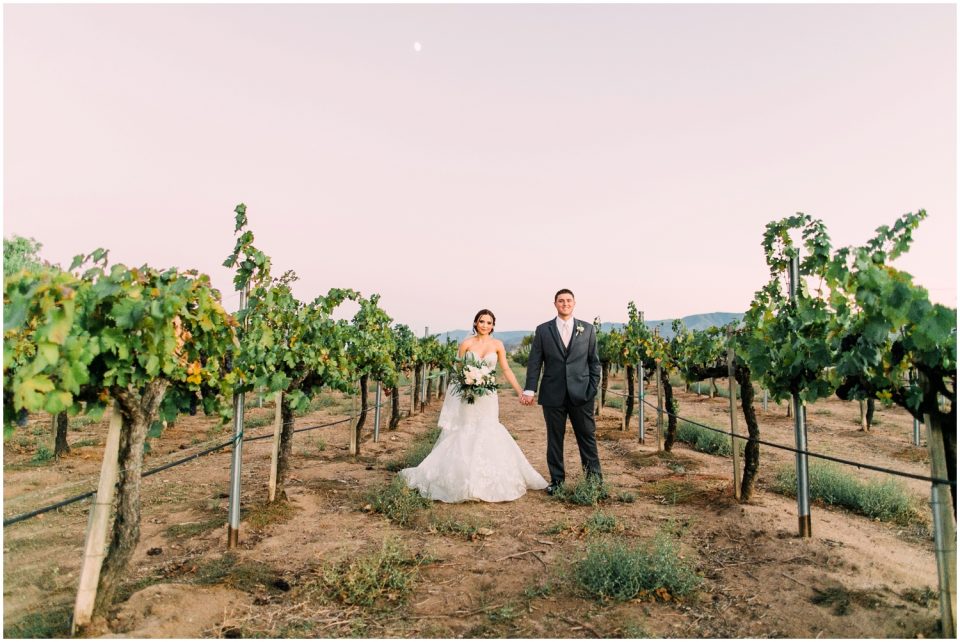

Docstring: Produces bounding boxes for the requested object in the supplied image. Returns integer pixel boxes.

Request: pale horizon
[4,3,956,333]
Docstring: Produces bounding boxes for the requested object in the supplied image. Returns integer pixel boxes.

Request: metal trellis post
[655,360,663,452]
[638,361,645,444]
[789,256,812,537]
[227,284,249,548]
[373,381,382,443]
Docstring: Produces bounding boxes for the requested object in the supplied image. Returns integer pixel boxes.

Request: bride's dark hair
[473,309,496,334]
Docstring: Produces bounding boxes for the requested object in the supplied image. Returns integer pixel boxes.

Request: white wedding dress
[400,352,548,502]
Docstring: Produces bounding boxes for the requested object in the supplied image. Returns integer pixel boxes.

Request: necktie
[561,321,571,347]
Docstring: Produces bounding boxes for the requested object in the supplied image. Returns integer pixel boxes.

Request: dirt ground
[2,375,947,638]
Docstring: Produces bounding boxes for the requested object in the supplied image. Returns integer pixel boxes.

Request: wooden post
[726,335,741,500]
[859,400,868,431]
[72,404,123,634]
[925,413,957,638]
[268,391,283,502]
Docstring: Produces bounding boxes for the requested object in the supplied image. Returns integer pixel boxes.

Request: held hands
[519,393,535,406]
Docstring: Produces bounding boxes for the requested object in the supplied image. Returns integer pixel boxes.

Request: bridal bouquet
[450,353,499,404]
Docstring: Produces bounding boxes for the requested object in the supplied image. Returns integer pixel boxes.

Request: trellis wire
[602,386,953,487]
[3,401,388,528]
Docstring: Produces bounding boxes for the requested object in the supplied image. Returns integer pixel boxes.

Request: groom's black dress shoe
[545,481,564,496]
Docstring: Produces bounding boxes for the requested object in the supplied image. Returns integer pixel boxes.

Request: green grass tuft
[385,426,441,472]
[543,521,569,535]
[675,421,743,457]
[192,553,283,591]
[773,462,922,525]
[583,511,619,534]
[3,604,72,638]
[364,475,431,526]
[551,475,611,506]
[313,538,423,608]
[523,581,553,599]
[429,515,491,540]
[31,444,54,463]
[573,532,701,602]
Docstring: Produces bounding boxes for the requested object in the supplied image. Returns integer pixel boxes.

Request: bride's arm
[496,342,524,397]
[457,339,470,358]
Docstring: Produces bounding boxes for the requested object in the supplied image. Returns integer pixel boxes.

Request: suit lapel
[566,318,579,354]
[548,320,567,357]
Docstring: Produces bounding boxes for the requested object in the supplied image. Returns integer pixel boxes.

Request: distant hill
[599,312,745,339]
[439,312,744,349]
[437,329,533,349]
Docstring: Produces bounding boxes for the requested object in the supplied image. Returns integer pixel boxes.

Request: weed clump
[429,515,491,540]
[573,532,701,602]
[386,426,441,472]
[364,475,431,526]
[31,444,54,463]
[551,475,611,506]
[245,500,298,530]
[773,463,921,525]
[583,511,619,534]
[675,421,742,457]
[314,538,423,607]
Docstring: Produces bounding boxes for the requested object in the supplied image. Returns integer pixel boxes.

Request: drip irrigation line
[3,402,392,528]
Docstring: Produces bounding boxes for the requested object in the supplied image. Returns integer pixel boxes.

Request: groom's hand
[521,393,534,406]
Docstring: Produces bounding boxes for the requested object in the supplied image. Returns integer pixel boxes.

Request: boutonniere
[575,323,585,336]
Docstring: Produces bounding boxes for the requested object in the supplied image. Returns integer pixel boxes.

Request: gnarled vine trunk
[734,366,761,501]
[413,365,423,414]
[275,398,296,502]
[389,385,401,429]
[425,371,435,404]
[54,411,69,457]
[624,365,635,429]
[599,362,610,415]
[661,368,677,451]
[92,380,168,621]
[353,374,369,454]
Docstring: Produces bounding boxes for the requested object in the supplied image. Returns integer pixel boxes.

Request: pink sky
[4,3,956,332]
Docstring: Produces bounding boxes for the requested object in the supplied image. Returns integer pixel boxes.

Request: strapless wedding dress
[399,352,548,502]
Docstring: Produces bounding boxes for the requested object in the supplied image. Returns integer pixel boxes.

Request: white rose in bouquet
[451,353,500,404]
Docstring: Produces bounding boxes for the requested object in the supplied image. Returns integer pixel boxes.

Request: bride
[400,309,548,502]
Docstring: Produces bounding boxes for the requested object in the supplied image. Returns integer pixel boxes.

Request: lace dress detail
[399,352,548,502]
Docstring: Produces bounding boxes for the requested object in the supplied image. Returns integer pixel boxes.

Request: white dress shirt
[523,316,574,397]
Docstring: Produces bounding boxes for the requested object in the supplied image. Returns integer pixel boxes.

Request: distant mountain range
[439,312,744,350]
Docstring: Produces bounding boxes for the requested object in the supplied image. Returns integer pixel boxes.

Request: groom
[521,289,602,494]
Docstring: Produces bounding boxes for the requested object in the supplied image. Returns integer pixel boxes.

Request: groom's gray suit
[524,318,602,484]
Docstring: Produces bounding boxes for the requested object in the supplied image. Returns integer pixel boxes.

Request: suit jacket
[524,317,601,406]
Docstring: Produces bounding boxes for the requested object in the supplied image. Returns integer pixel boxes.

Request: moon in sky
[413,41,422,52]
